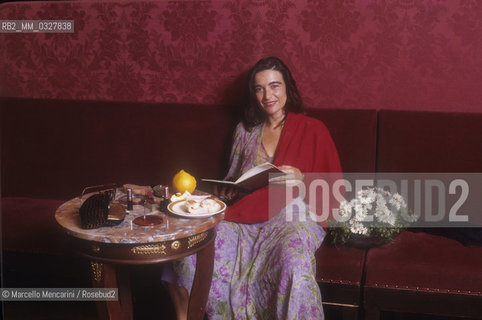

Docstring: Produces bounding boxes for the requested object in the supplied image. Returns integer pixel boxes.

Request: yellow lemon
[172,170,196,194]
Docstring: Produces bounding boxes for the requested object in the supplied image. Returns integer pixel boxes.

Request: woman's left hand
[278,165,301,175]
[270,165,304,185]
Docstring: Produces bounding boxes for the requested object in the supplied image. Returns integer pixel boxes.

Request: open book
[202,162,286,192]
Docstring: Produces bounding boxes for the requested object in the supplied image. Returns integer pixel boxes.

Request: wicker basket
[79,192,111,229]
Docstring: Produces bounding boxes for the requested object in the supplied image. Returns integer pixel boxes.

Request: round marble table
[55,194,224,320]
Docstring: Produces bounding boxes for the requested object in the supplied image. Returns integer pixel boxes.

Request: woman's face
[254,69,287,119]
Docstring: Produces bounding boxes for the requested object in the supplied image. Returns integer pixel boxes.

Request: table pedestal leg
[187,239,215,320]
[90,261,133,320]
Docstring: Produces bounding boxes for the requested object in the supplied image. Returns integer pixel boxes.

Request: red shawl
[224,112,342,227]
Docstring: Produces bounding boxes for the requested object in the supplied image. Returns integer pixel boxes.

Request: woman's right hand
[214,185,240,203]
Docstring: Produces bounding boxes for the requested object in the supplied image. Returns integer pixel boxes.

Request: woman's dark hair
[243,56,305,129]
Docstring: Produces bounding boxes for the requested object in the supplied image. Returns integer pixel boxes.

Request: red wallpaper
[1,0,481,112]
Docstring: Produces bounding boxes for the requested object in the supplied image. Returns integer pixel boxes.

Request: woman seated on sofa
[165,56,342,319]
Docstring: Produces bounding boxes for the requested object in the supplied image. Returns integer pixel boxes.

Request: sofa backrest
[1,98,236,199]
[5,98,481,200]
[1,98,378,200]
[307,108,378,173]
[377,110,482,172]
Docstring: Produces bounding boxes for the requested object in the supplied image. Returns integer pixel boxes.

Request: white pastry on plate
[185,199,200,213]
[170,190,191,202]
[200,198,218,211]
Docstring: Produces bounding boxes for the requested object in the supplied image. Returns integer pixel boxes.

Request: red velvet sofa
[364,110,482,319]
[2,97,482,319]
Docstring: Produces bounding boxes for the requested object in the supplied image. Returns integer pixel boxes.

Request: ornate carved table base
[90,262,133,320]
[73,230,216,320]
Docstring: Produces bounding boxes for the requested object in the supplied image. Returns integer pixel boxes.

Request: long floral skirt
[170,209,325,319]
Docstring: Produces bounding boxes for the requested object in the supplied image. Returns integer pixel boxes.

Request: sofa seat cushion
[365,231,482,294]
[316,244,366,285]
[1,197,71,256]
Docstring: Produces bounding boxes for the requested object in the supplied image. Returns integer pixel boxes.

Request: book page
[202,162,285,191]
[235,162,280,183]
[201,179,236,185]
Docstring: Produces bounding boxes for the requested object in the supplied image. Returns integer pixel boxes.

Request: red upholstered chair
[364,110,482,319]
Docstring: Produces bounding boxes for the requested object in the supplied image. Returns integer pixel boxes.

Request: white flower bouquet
[328,187,418,247]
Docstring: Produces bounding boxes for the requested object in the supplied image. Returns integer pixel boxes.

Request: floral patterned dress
[170,122,325,319]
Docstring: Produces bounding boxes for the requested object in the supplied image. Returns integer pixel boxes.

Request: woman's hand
[214,185,241,204]
[270,165,304,186]
[278,165,301,175]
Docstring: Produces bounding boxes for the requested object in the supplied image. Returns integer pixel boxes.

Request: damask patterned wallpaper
[1,0,481,112]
